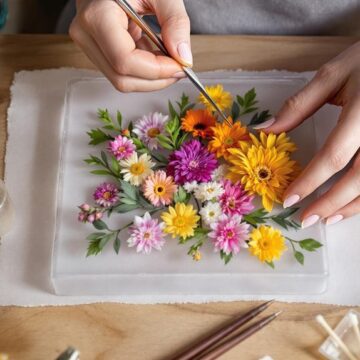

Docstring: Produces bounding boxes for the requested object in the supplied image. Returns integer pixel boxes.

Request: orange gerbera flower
[208,119,250,159]
[181,109,216,138]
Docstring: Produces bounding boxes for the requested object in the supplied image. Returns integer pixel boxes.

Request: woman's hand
[69,0,191,92]
[255,41,360,228]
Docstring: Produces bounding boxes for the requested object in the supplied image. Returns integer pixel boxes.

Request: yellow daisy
[198,84,232,112]
[208,119,250,159]
[249,225,287,263]
[227,134,298,211]
[248,132,297,153]
[161,203,200,240]
[120,153,155,186]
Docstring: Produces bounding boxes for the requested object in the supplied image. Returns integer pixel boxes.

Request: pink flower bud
[95,211,103,220]
[87,214,95,223]
[80,203,90,211]
[78,212,87,222]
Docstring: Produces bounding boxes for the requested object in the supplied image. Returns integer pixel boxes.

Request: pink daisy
[219,179,254,216]
[209,214,250,255]
[127,212,166,254]
[133,112,168,150]
[143,170,177,207]
[107,135,135,161]
[93,182,119,208]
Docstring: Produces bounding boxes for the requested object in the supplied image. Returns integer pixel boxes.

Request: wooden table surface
[0,35,359,360]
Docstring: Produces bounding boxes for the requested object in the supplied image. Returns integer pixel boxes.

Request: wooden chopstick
[170,300,274,360]
[196,311,282,360]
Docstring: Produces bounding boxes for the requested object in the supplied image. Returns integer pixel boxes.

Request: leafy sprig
[249,110,272,126]
[286,237,323,265]
[231,88,259,120]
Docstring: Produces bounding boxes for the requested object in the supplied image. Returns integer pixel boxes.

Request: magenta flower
[167,140,217,185]
[133,112,168,150]
[127,212,166,254]
[107,135,135,161]
[93,182,119,208]
[219,180,254,216]
[209,214,250,255]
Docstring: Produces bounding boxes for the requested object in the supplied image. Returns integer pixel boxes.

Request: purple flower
[167,140,217,185]
[219,179,254,216]
[209,214,250,255]
[107,135,135,161]
[133,112,168,150]
[127,212,166,254]
[93,182,119,208]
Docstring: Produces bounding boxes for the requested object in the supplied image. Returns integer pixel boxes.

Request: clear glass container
[0,179,14,238]
[319,310,360,360]
[51,73,328,297]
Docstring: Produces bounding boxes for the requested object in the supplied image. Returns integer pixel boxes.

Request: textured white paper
[1,68,360,306]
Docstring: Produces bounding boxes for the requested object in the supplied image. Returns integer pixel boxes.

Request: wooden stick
[197,311,282,360]
[316,315,359,360]
[170,300,274,360]
[349,313,360,349]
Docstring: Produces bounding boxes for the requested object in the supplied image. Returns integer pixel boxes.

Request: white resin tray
[51,73,328,297]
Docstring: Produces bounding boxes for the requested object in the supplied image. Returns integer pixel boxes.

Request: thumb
[254,64,340,133]
[152,0,192,67]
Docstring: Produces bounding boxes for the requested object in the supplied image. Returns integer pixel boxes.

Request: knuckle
[113,59,128,76]
[166,14,190,30]
[324,146,350,172]
[316,62,339,81]
[284,94,304,113]
[113,78,131,93]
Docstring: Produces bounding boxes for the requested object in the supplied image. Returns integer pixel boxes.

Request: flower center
[174,216,186,227]
[260,239,270,249]
[154,185,164,195]
[130,163,145,175]
[226,230,234,238]
[228,198,235,209]
[103,191,111,200]
[209,211,215,217]
[256,166,271,181]
[194,123,206,130]
[143,231,151,239]
[189,160,199,169]
[147,127,160,138]
[117,145,126,153]
[225,137,233,146]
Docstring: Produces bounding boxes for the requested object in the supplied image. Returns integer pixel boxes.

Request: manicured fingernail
[326,214,343,226]
[173,71,186,78]
[177,42,193,66]
[283,194,300,208]
[252,117,276,130]
[302,215,320,229]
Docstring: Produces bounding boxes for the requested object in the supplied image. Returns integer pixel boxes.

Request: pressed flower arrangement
[78,85,322,267]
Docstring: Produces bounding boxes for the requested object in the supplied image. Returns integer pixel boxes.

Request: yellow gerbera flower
[120,153,154,186]
[227,133,298,211]
[208,119,250,159]
[161,203,200,240]
[198,84,232,112]
[249,225,287,263]
[245,132,297,153]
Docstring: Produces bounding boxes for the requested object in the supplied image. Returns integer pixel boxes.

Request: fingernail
[302,215,320,229]
[177,42,193,66]
[252,117,276,130]
[173,71,186,78]
[283,194,300,208]
[326,214,343,226]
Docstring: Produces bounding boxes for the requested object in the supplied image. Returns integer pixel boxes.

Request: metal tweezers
[114,0,232,126]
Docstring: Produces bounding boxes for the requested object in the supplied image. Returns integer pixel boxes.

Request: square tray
[51,72,328,298]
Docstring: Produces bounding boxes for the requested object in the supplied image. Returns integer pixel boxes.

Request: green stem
[193,196,203,228]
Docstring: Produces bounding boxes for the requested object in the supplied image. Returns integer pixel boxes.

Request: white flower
[200,202,222,225]
[211,164,228,182]
[183,181,198,193]
[194,181,224,202]
[120,153,154,186]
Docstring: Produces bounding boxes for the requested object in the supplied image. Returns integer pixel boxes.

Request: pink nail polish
[283,194,300,209]
[326,214,343,226]
[252,117,276,130]
[173,71,186,78]
[302,215,320,229]
[177,42,193,66]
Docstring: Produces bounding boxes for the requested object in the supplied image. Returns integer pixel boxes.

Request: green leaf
[266,261,275,269]
[114,203,139,213]
[87,128,113,145]
[120,197,137,205]
[176,132,189,148]
[249,110,272,126]
[86,239,102,257]
[157,134,173,144]
[113,235,121,254]
[168,100,177,119]
[117,110,122,128]
[101,151,109,167]
[174,186,189,203]
[99,233,114,249]
[237,88,259,116]
[86,232,106,241]
[152,151,168,164]
[294,251,304,265]
[90,170,112,176]
[84,155,102,166]
[97,109,112,124]
[111,157,120,175]
[119,180,138,201]
[157,137,174,150]
[93,220,108,230]
[299,238,323,252]
[220,250,233,265]
[277,207,300,219]
[231,101,240,120]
